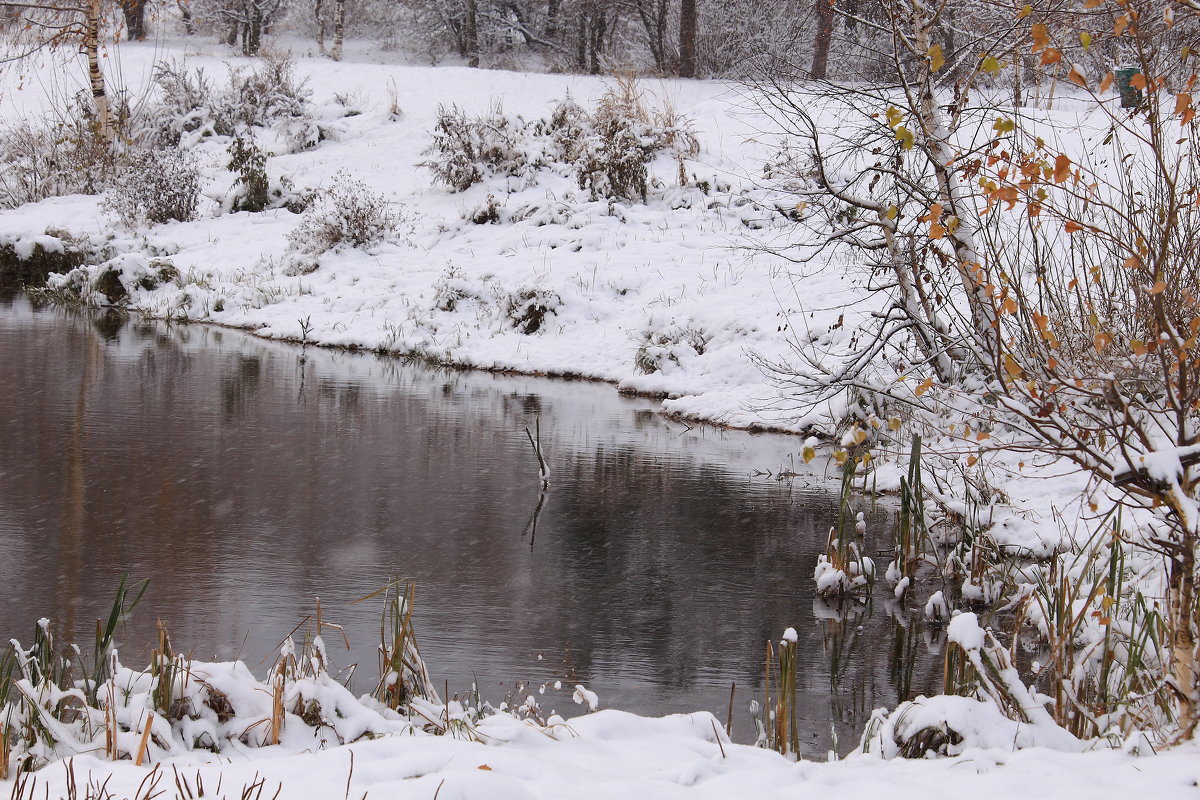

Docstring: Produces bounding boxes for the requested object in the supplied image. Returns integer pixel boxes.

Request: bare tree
[0,0,117,141]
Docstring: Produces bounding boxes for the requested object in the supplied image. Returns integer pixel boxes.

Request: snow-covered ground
[1,34,1192,800]
[8,705,1200,800]
[0,35,856,432]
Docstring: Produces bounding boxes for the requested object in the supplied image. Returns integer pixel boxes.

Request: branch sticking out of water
[525,418,550,488]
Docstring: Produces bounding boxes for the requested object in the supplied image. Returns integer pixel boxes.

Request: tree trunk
[84,0,113,142]
[121,0,146,40]
[547,0,559,38]
[1168,542,1199,738]
[811,0,834,79]
[315,0,326,54]
[678,0,696,77]
[243,6,264,56]
[177,0,195,34]
[465,0,479,67]
[331,0,344,60]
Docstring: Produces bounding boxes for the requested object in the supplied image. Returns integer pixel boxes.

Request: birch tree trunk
[84,0,113,142]
[331,0,344,60]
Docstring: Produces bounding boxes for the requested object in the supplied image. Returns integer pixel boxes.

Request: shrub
[0,102,124,208]
[562,76,700,202]
[634,322,709,373]
[422,102,539,192]
[227,133,270,212]
[101,149,202,228]
[286,176,400,256]
[421,82,699,204]
[504,286,561,334]
[142,55,315,151]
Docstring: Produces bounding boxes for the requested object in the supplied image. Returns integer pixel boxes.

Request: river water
[0,296,943,757]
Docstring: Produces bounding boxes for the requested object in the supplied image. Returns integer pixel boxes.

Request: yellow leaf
[833,449,848,465]
[852,427,868,445]
[993,116,1016,133]
[1016,3,1032,17]
[915,377,934,396]
[928,43,945,72]
[1080,31,1092,50]
[967,455,978,466]
[1131,338,1147,354]
[888,417,902,431]
[886,105,904,129]
[895,125,915,150]
[981,55,1002,75]
[886,204,899,220]
[802,445,816,463]
[1004,353,1023,379]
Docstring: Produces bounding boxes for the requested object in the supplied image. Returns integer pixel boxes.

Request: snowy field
[1,34,1193,800]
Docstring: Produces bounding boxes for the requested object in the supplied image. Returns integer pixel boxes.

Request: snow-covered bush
[44,254,179,306]
[226,132,271,212]
[558,77,699,202]
[286,176,401,258]
[504,286,561,334]
[102,150,202,228]
[633,322,708,374]
[0,230,92,290]
[0,109,123,208]
[142,55,316,151]
[422,84,699,203]
[422,102,540,192]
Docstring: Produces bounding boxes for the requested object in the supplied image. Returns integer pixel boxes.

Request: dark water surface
[0,297,942,756]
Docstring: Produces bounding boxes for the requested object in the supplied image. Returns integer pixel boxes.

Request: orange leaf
[1040,47,1062,66]
[1084,0,1103,7]
[1032,22,1050,51]
[915,377,934,396]
[1100,71,1114,92]
[1114,14,1129,35]
[1130,72,1148,90]
[478,765,493,771]
[1001,297,1018,314]
[1177,92,1194,115]
[1094,332,1113,352]
[1053,153,1071,182]
[1068,65,1088,88]
[1148,280,1167,294]
[1065,220,1084,233]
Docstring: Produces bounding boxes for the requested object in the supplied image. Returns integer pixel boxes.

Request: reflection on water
[0,297,943,757]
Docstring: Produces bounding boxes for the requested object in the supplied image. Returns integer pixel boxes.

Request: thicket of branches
[755,0,1200,743]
